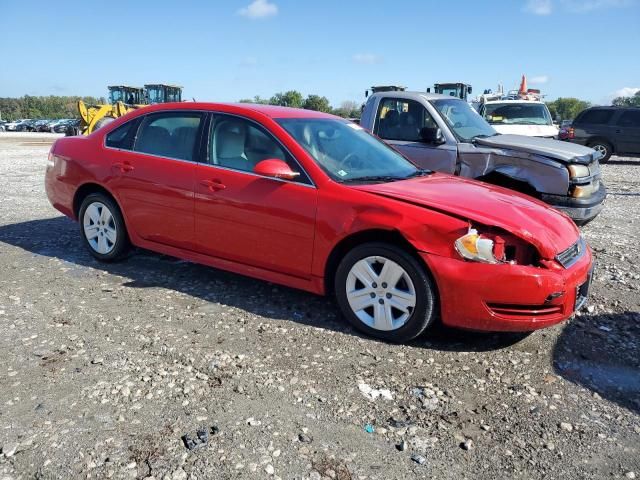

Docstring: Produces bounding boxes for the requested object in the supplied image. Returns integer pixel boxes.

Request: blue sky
[1,0,638,106]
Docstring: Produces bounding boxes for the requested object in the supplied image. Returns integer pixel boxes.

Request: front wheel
[334,243,437,342]
[78,193,129,262]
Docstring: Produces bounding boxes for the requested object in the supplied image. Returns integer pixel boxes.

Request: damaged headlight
[568,164,590,178]
[455,228,503,264]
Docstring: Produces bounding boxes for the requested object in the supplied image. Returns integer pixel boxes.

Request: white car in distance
[478,100,559,138]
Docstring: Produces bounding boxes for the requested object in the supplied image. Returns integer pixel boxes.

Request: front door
[374,97,457,173]
[103,111,204,249]
[194,114,317,278]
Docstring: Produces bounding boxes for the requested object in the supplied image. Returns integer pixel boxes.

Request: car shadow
[0,216,530,353]
[553,311,640,413]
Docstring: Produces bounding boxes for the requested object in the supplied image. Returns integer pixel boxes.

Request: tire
[93,116,115,131]
[588,140,612,163]
[78,193,129,262]
[334,242,437,342]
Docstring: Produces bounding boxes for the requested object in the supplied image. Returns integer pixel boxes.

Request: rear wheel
[588,140,612,163]
[334,243,437,342]
[78,193,129,262]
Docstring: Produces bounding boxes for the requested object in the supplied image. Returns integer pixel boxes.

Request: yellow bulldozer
[73,84,183,135]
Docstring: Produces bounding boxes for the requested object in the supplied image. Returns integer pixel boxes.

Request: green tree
[269,90,304,108]
[612,90,640,107]
[239,95,270,104]
[546,97,591,121]
[333,100,361,118]
[0,95,105,121]
[303,94,331,112]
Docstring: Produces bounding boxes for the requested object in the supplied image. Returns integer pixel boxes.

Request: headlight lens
[455,228,502,264]
[568,164,590,178]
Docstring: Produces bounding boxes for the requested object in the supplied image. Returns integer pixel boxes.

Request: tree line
[0,95,105,121]
[238,91,361,118]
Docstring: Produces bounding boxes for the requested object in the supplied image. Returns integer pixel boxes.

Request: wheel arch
[73,182,123,219]
[587,136,615,153]
[477,169,542,198]
[323,228,433,296]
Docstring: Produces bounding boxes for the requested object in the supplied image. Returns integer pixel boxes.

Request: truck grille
[556,237,585,268]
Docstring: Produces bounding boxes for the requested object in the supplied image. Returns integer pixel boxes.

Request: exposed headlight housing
[455,228,503,264]
[568,164,590,178]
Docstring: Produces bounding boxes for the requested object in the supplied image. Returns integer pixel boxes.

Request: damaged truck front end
[360,91,606,225]
[458,137,606,225]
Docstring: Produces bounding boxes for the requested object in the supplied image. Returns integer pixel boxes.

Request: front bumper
[541,182,607,224]
[420,246,593,332]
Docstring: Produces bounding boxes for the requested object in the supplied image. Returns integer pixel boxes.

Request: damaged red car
[45,103,593,342]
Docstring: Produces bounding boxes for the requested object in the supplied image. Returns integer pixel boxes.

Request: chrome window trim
[205,111,316,188]
[102,109,317,188]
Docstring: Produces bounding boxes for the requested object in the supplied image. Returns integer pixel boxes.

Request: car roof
[483,99,545,105]
[138,102,337,119]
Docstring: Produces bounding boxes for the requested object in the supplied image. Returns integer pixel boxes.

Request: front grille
[556,237,585,268]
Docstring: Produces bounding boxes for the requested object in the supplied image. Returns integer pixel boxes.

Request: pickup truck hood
[354,174,579,259]
[474,134,600,164]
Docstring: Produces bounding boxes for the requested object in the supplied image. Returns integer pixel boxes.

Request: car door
[373,97,457,174]
[103,111,204,250]
[613,109,640,154]
[194,113,317,278]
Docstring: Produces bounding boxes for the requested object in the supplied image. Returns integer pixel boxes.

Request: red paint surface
[45,102,592,332]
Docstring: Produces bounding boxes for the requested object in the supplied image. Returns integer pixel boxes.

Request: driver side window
[375,98,437,142]
[208,115,311,184]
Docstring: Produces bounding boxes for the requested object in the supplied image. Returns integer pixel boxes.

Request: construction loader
[72,84,183,136]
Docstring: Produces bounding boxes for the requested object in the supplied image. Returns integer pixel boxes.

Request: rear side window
[616,110,640,127]
[576,109,614,125]
[134,112,203,161]
[105,119,140,150]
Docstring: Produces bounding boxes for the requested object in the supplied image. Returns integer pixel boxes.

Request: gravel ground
[0,132,638,480]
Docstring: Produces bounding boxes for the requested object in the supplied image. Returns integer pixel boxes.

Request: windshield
[483,103,552,126]
[430,98,497,142]
[277,118,420,183]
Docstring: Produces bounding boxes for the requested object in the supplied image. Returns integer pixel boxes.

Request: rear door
[613,109,640,154]
[193,113,317,278]
[103,111,204,249]
[373,97,457,173]
[573,108,616,147]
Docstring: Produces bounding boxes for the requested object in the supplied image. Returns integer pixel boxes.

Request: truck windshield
[277,118,421,183]
[483,103,552,126]
[430,98,497,142]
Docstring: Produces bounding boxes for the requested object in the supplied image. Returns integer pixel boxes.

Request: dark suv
[566,106,640,162]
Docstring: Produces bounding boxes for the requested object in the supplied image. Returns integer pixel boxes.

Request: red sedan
[45,103,593,342]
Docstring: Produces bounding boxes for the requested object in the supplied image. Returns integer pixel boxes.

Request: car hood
[354,174,579,259]
[475,134,600,164]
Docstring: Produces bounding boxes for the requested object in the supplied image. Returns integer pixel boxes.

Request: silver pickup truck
[360,90,606,224]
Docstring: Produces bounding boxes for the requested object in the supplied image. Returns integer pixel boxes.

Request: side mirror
[254,159,300,181]
[419,127,445,145]
[467,86,473,94]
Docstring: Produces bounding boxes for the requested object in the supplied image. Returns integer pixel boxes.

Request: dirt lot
[0,131,638,480]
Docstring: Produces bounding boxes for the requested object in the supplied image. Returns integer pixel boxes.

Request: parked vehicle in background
[564,106,640,162]
[4,119,30,131]
[44,102,593,342]
[360,89,606,225]
[478,100,559,138]
[0,121,6,132]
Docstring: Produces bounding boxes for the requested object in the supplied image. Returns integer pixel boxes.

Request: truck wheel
[93,117,115,131]
[334,242,437,343]
[588,141,612,163]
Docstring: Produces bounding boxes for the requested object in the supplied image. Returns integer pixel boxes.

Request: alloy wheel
[83,201,117,254]
[345,256,416,331]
